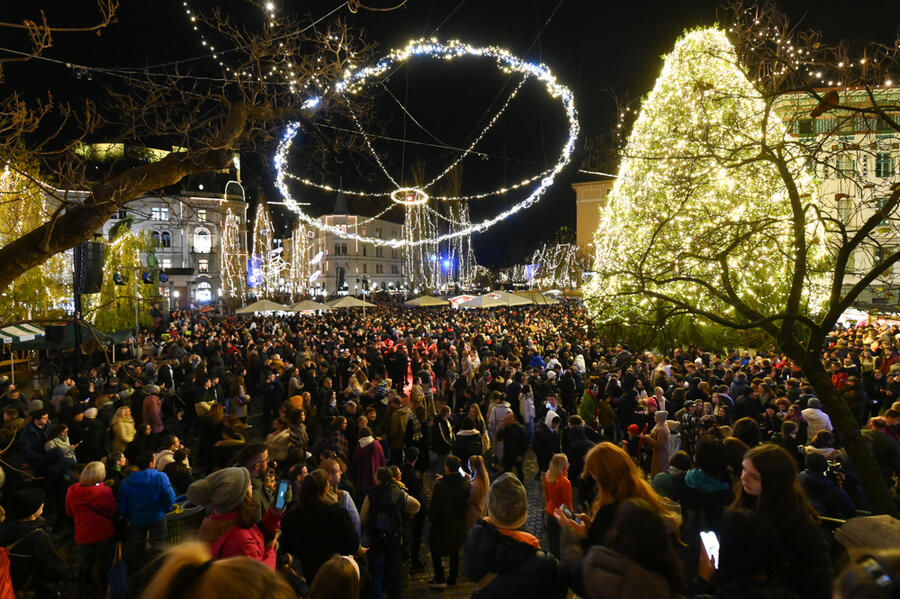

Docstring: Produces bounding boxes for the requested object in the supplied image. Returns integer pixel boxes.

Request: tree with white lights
[587,4,900,513]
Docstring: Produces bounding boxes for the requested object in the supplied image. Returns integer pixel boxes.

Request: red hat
[627,424,640,435]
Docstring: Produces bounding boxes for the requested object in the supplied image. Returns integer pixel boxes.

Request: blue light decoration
[442,258,452,271]
[429,254,438,262]
[247,256,263,288]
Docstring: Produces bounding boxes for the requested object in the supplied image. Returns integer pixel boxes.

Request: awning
[0,323,45,344]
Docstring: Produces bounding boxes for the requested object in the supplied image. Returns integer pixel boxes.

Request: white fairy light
[274,38,580,247]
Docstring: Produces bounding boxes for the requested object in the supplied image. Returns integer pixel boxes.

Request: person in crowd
[65,461,117,594]
[428,455,471,589]
[308,554,361,599]
[232,443,271,520]
[465,472,566,599]
[534,411,562,480]
[141,541,296,599]
[453,417,484,466]
[641,410,671,477]
[398,446,426,571]
[801,398,833,440]
[352,426,386,500]
[733,443,832,599]
[834,549,900,599]
[164,447,194,494]
[465,454,490,531]
[322,455,362,537]
[188,466,283,567]
[117,450,176,566]
[543,453,572,558]
[109,405,135,453]
[798,452,855,519]
[496,411,529,481]
[651,450,692,501]
[861,416,900,490]
[359,466,420,599]
[281,469,360,583]
[19,409,51,470]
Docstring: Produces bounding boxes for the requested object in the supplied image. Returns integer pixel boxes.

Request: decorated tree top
[587,27,830,329]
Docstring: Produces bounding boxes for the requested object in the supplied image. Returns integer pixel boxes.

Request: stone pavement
[404,449,548,598]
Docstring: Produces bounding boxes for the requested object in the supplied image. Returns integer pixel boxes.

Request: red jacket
[206,509,283,569]
[543,475,572,516]
[65,482,117,545]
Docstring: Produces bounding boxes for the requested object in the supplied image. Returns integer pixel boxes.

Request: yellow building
[572,179,614,257]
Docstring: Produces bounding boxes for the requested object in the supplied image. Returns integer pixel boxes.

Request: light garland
[274,38,580,248]
[221,208,247,300]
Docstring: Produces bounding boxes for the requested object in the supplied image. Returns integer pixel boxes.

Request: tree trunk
[801,356,897,515]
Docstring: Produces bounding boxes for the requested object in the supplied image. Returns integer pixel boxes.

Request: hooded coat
[351,436,386,497]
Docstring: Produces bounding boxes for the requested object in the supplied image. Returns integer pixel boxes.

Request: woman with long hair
[464,455,490,531]
[142,541,296,599]
[732,443,832,599]
[228,374,250,422]
[554,442,679,548]
[543,454,572,558]
[280,469,359,582]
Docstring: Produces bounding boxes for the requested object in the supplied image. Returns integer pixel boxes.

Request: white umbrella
[486,290,532,306]
[514,290,560,305]
[235,299,291,314]
[289,299,331,312]
[405,295,449,307]
[327,296,377,308]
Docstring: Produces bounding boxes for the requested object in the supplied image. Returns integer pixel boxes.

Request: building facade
[572,179,614,259]
[313,214,407,296]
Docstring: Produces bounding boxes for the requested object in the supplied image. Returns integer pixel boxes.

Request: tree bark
[800,355,897,516]
[0,147,233,290]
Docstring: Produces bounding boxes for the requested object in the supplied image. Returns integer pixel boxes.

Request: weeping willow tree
[83,222,156,332]
[0,163,71,322]
[587,21,900,514]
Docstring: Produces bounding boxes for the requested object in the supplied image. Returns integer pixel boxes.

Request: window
[197,209,207,222]
[391,248,398,259]
[196,281,212,302]
[875,117,893,133]
[363,263,367,274]
[391,230,397,239]
[362,246,367,257]
[161,231,172,248]
[836,195,852,223]
[160,258,172,269]
[874,248,887,268]
[797,119,815,136]
[335,243,341,256]
[116,209,128,219]
[836,155,855,179]
[375,247,383,258]
[375,264,383,274]
[341,244,348,255]
[151,231,161,246]
[194,228,211,253]
[375,227,382,239]
[151,206,169,220]
[391,264,399,274]
[876,197,894,225]
[199,259,209,273]
[876,153,895,178]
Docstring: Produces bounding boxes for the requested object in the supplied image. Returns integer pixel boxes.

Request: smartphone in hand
[699,530,720,567]
[275,479,289,511]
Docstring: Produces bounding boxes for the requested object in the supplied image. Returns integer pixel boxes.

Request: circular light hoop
[275,39,580,247]
[390,187,429,206]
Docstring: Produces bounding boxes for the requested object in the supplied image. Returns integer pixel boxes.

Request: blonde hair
[468,455,489,490]
[308,554,360,599]
[79,461,107,486]
[545,453,569,483]
[141,542,295,599]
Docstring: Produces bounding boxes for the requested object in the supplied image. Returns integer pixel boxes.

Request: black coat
[533,423,561,472]
[496,422,529,468]
[0,520,69,598]
[465,519,566,599]
[281,501,359,582]
[428,472,470,555]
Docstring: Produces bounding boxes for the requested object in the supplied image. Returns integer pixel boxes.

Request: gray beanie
[187,467,251,512]
[487,472,528,530]
[808,398,822,410]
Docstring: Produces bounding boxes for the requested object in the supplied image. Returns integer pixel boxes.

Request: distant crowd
[0,304,898,599]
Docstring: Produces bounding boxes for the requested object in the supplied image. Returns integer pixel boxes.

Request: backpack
[0,528,41,599]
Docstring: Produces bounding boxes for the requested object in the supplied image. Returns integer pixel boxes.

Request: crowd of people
[0,303,899,598]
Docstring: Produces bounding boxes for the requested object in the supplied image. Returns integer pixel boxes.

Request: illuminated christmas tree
[0,164,71,321]
[221,208,247,302]
[251,199,277,298]
[586,28,828,332]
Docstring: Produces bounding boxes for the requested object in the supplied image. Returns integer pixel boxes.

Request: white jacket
[802,408,833,440]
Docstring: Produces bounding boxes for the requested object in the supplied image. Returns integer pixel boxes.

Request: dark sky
[3,1,897,266]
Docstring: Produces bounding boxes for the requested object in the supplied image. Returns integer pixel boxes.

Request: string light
[274,38,580,248]
[221,208,247,301]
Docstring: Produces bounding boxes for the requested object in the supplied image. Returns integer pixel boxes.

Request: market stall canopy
[289,300,331,312]
[327,296,377,309]
[486,290,532,306]
[0,322,44,345]
[235,299,291,314]
[457,294,507,309]
[448,295,476,308]
[514,291,561,305]
[9,321,127,350]
[405,295,449,307]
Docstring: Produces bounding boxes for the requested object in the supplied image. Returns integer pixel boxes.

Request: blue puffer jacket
[465,519,566,599]
[118,468,176,526]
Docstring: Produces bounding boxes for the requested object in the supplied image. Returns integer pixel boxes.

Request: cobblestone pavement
[404,449,547,598]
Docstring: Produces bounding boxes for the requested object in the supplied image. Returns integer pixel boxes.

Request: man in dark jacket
[0,489,69,598]
[496,412,529,481]
[428,455,471,588]
[399,447,427,571]
[533,412,562,477]
[465,473,566,598]
[19,409,51,471]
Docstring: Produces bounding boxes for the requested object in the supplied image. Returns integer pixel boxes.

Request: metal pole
[133,270,139,358]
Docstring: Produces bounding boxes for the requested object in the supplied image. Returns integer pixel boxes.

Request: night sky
[3,1,897,266]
